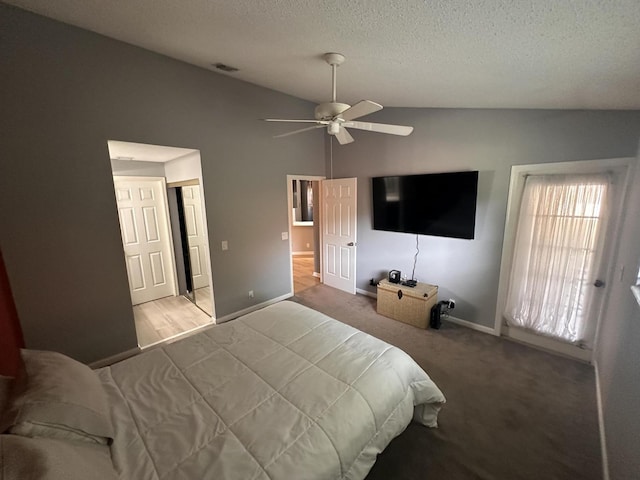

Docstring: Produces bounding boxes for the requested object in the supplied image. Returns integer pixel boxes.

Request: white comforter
[98,301,445,480]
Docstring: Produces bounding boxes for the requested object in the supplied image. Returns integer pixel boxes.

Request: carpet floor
[292,284,602,480]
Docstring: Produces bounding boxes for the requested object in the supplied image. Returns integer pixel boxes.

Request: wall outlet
[306,242,310,248]
[281,232,289,240]
[221,240,228,251]
[248,290,254,298]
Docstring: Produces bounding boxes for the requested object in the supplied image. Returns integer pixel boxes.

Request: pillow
[0,434,119,480]
[1,349,114,445]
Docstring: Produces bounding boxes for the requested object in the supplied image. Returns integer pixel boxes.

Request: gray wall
[331,108,640,327]
[0,5,324,363]
[331,108,640,480]
[291,226,314,253]
[594,156,640,480]
[3,5,640,479]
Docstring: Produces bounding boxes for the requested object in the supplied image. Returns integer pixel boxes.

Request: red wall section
[0,249,24,377]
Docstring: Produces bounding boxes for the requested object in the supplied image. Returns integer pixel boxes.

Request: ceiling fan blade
[263,118,322,123]
[339,100,383,121]
[344,121,413,136]
[335,127,354,145]
[274,125,325,138]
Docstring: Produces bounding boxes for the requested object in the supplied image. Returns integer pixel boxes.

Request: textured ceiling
[6,0,640,109]
[108,141,197,163]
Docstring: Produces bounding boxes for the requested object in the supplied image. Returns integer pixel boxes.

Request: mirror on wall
[292,179,314,225]
[632,265,640,307]
[172,184,212,316]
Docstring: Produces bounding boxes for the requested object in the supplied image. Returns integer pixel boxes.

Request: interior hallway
[293,254,320,294]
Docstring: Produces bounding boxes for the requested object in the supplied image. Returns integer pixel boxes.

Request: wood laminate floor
[293,255,319,294]
[194,285,213,316]
[134,257,316,347]
[133,295,213,348]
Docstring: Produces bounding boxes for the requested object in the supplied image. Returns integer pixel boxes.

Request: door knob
[347,242,357,246]
[594,279,605,288]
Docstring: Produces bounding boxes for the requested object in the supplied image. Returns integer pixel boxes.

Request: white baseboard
[292,251,314,256]
[442,315,498,336]
[594,360,610,480]
[313,272,320,278]
[356,287,377,299]
[141,321,215,350]
[355,289,497,336]
[89,346,141,368]
[216,293,294,323]
[503,325,592,362]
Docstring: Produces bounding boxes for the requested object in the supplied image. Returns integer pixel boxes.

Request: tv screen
[372,171,478,239]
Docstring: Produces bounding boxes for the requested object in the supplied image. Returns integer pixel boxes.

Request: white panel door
[322,178,357,294]
[181,185,210,290]
[114,177,176,305]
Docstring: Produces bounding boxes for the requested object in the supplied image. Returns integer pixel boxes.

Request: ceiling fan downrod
[323,53,345,103]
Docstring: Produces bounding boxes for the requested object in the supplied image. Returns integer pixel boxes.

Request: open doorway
[287,175,324,294]
[109,140,215,348]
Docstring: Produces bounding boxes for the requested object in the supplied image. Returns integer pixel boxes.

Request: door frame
[286,174,325,294]
[113,175,179,304]
[494,157,634,362]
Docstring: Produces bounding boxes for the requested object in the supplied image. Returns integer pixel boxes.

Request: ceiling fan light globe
[327,122,340,135]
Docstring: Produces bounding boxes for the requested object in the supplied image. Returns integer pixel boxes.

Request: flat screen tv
[372,171,479,239]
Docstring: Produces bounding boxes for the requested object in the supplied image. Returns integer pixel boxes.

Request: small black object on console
[388,270,401,284]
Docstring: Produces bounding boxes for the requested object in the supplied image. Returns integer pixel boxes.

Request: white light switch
[281,232,289,240]
[221,240,228,251]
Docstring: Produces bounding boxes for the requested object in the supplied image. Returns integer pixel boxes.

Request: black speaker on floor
[430,303,442,329]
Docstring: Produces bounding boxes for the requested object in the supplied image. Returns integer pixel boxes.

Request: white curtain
[504,173,610,346]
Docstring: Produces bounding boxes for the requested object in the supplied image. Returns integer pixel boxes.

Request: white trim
[444,315,498,336]
[503,325,592,362]
[356,287,377,298]
[139,320,215,350]
[494,157,634,358]
[594,361,610,480]
[292,251,314,256]
[89,347,141,368]
[312,272,320,278]
[215,293,293,323]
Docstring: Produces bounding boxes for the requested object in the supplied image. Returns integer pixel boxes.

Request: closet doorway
[287,175,324,294]
[167,182,212,316]
[109,140,215,348]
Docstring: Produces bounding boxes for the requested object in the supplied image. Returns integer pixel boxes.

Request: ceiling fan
[264,53,414,145]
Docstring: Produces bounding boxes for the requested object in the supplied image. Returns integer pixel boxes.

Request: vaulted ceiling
[6,0,640,109]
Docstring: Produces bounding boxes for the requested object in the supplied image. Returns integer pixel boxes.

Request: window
[504,173,610,346]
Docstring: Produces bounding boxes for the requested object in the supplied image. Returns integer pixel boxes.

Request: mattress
[97,301,445,479]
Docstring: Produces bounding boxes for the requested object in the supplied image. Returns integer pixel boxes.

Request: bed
[1,301,445,479]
